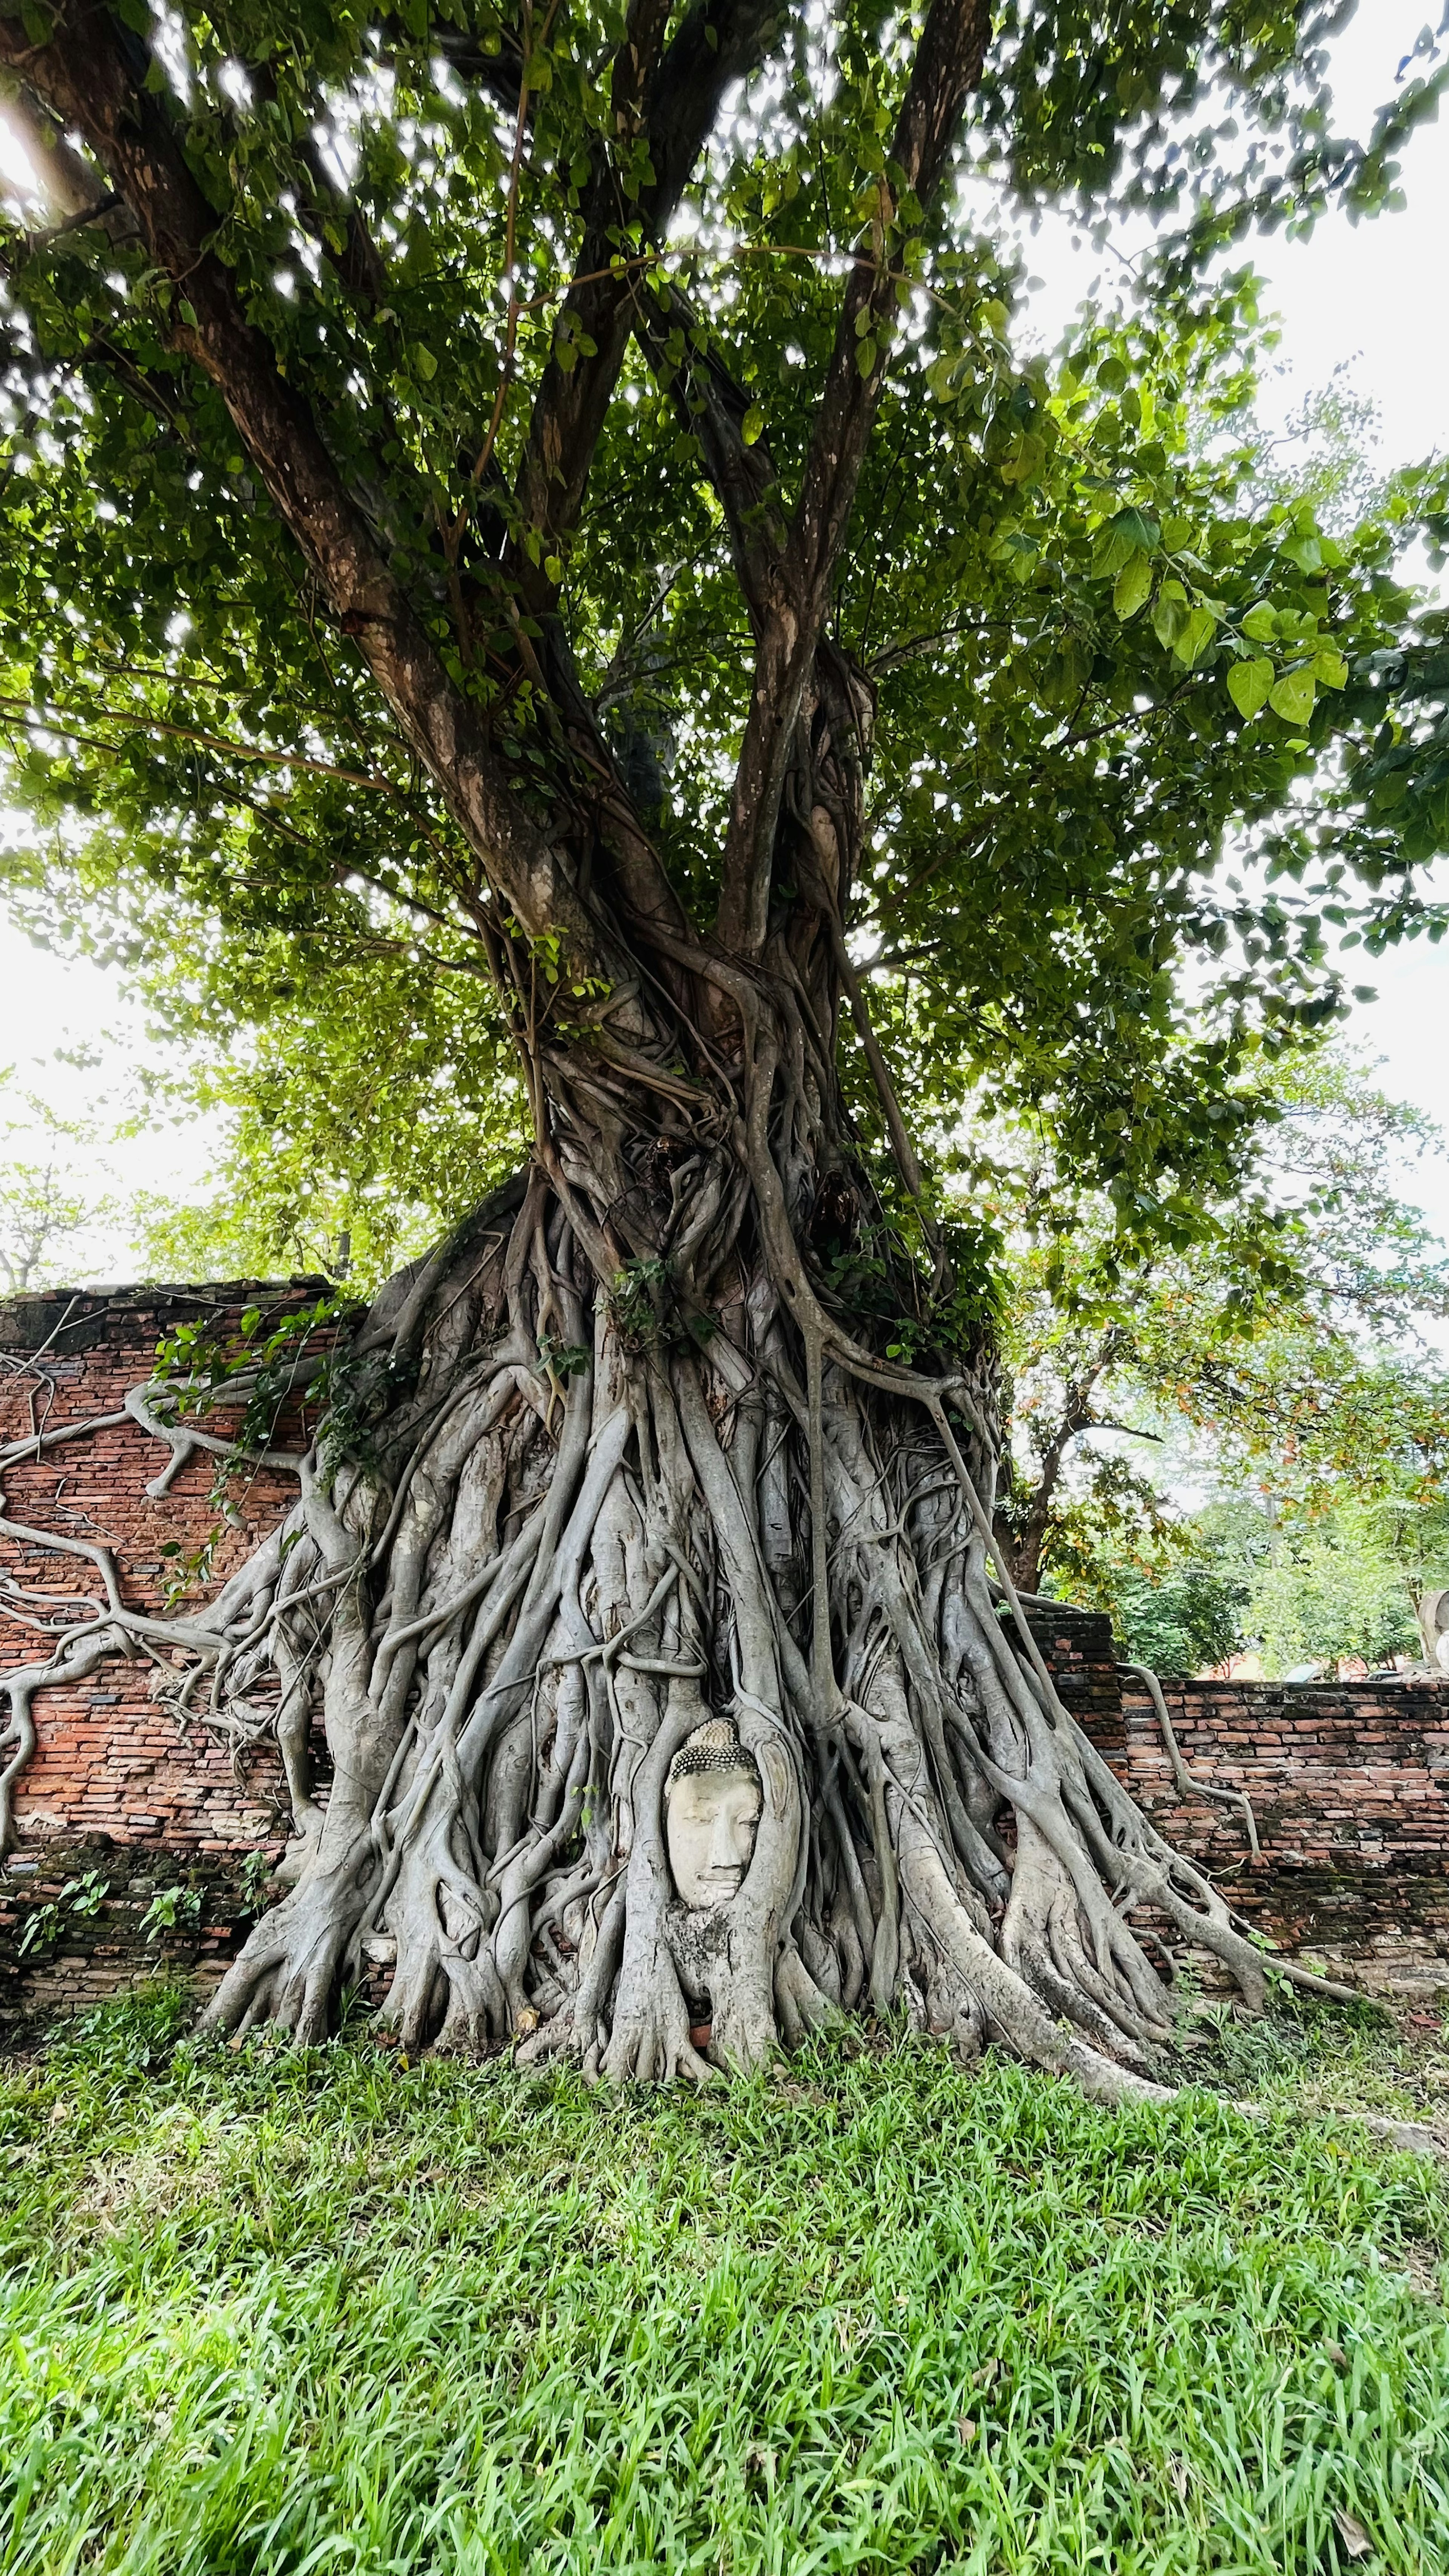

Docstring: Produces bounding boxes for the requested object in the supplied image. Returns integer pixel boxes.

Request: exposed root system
[1,1154,1354,2104]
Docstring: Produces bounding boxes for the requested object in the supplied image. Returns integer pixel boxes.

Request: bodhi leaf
[1269,668,1318,727]
[1151,579,1191,652]
[1227,658,1275,720]
[1281,534,1323,573]
[1112,554,1154,621]
[1175,606,1217,668]
[1112,506,1160,556]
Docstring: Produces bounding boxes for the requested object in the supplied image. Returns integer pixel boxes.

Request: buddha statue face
[664,1722,763,1909]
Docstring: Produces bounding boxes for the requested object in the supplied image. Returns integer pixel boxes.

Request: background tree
[1043,1473,1449,1681]
[997,1048,1449,1669]
[996,1046,1449,1563]
[1224,1490,1445,1676]
[1080,1544,1250,1679]
[0,1073,116,1294]
[127,943,528,1286]
[0,1,1445,2103]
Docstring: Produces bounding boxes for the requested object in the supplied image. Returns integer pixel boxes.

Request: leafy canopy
[0,1,1445,1281]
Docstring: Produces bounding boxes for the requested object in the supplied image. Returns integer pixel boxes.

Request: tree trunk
[3,958,1358,2093]
[181,969,1298,2095]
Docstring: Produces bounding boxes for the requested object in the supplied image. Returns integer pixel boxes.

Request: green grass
[2,1988,1449,2574]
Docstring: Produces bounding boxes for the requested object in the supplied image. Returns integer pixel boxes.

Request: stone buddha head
[664,1719,763,1909]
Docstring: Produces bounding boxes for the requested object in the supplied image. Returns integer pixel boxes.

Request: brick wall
[953,1604,1449,1992]
[1,1281,331,2030]
[1023,1602,1121,1728]
[0,1281,332,1852]
[0,1841,267,2025]
[1097,1677,1449,1998]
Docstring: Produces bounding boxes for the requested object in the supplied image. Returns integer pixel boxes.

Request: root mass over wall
[2,1154,1337,2105]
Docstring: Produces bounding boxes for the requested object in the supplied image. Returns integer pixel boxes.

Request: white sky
[1,0,1447,1279]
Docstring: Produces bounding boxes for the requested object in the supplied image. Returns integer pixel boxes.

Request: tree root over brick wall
[1,1156,1374,2113]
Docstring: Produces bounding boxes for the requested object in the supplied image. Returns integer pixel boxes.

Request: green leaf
[1241,604,1278,641]
[741,404,765,446]
[998,431,1044,487]
[1268,667,1317,726]
[544,555,563,584]
[1111,506,1160,555]
[1112,554,1153,621]
[413,346,437,381]
[1174,606,1217,668]
[855,340,877,379]
[1313,648,1348,691]
[1280,534,1322,573]
[1151,579,1190,652]
[1227,657,1274,719]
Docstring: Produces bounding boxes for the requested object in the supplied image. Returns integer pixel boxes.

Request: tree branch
[716,0,993,957]
[495,0,789,946]
[3,2,588,957]
[509,0,786,589]
[631,277,789,633]
[0,79,130,233]
[0,689,398,791]
[830,920,927,1203]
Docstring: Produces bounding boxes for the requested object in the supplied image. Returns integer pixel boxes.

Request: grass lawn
[2,1987,1448,2574]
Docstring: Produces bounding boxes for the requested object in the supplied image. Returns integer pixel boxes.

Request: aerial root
[2,1166,1402,2127]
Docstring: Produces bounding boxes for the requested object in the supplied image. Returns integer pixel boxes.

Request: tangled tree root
[1,1166,1375,2117]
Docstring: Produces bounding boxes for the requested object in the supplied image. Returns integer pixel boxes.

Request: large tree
[1,1,1446,2100]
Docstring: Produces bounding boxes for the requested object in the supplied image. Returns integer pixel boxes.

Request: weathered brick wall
[1097,1678,1449,1998]
[0,1282,334,1852]
[1,1282,330,2030]
[0,1842,266,2027]
[1023,1603,1121,1728]
[1096,1678,1449,1880]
